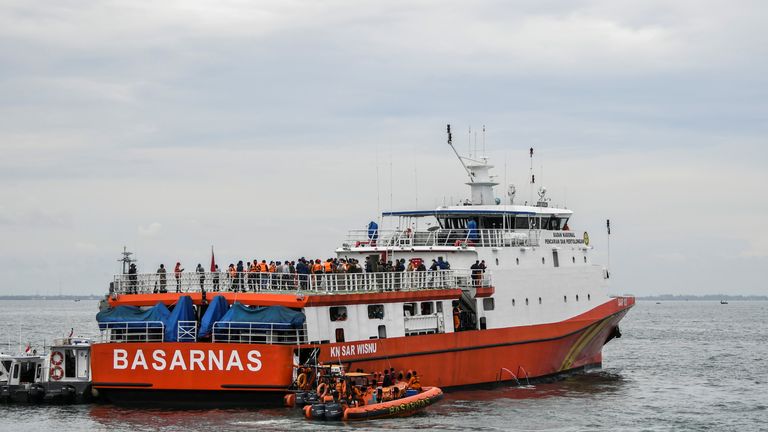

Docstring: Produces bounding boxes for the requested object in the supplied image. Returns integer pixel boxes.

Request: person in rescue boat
[382,370,392,387]
[408,370,422,392]
[155,264,167,293]
[174,262,184,293]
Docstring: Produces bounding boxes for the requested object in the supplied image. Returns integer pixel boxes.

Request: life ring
[317,382,328,397]
[50,366,64,381]
[50,351,64,366]
[297,373,308,389]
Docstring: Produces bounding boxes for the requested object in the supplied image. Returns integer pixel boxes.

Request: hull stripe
[328,309,627,364]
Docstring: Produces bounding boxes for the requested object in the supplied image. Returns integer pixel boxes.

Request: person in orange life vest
[453,303,462,331]
[259,260,269,289]
[227,264,236,291]
[247,260,258,291]
[174,262,184,293]
[408,370,422,391]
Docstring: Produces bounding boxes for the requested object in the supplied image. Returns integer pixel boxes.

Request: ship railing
[211,322,307,345]
[99,321,165,343]
[177,321,198,343]
[112,269,492,295]
[345,228,539,248]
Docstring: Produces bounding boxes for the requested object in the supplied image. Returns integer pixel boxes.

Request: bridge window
[436,302,443,313]
[368,304,385,319]
[335,328,345,343]
[420,302,434,315]
[482,216,504,229]
[514,216,529,229]
[483,298,495,311]
[330,306,347,322]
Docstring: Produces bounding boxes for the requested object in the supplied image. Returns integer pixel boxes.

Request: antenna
[447,124,474,182]
[117,246,135,275]
[482,125,486,157]
[529,147,534,205]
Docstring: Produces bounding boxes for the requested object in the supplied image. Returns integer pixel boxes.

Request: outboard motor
[309,403,326,420]
[305,391,319,404]
[324,402,344,420]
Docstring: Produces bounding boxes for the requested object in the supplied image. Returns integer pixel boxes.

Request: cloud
[138,222,163,237]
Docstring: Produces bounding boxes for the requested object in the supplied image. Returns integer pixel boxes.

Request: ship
[90,126,634,407]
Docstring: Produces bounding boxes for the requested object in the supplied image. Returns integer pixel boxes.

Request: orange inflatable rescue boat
[343,386,443,421]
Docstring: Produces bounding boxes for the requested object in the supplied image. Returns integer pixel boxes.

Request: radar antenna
[117,246,136,274]
[446,124,474,183]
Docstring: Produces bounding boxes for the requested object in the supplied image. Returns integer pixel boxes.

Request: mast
[117,246,135,275]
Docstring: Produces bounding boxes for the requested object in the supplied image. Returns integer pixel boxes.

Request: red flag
[24,343,30,354]
[210,246,216,272]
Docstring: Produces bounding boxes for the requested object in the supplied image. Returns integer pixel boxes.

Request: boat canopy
[96,302,170,329]
[164,295,195,342]
[218,302,306,330]
[198,295,229,339]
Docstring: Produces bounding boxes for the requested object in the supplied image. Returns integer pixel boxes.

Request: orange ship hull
[313,297,633,388]
[91,297,632,406]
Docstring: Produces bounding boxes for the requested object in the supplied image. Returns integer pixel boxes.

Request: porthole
[512,299,516,306]
[516,258,520,265]
[495,258,499,266]
[576,294,579,301]
[572,256,576,264]
[563,295,567,303]
[538,297,542,304]
[584,256,587,263]
[541,257,545,265]
[525,298,529,306]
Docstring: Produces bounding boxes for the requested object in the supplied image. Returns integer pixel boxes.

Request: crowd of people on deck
[296,365,423,407]
[121,255,488,294]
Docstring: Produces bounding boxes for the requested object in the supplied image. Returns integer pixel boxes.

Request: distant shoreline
[0,295,102,301]
[635,294,767,301]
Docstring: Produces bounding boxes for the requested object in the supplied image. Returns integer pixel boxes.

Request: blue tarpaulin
[198,295,229,339]
[165,295,195,342]
[218,302,305,330]
[96,302,170,329]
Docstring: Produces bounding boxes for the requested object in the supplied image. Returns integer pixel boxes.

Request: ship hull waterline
[91,297,632,407]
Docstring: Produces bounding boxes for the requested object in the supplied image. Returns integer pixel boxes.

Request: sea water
[1,300,766,431]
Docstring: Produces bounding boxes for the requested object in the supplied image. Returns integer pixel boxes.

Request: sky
[0,0,766,296]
